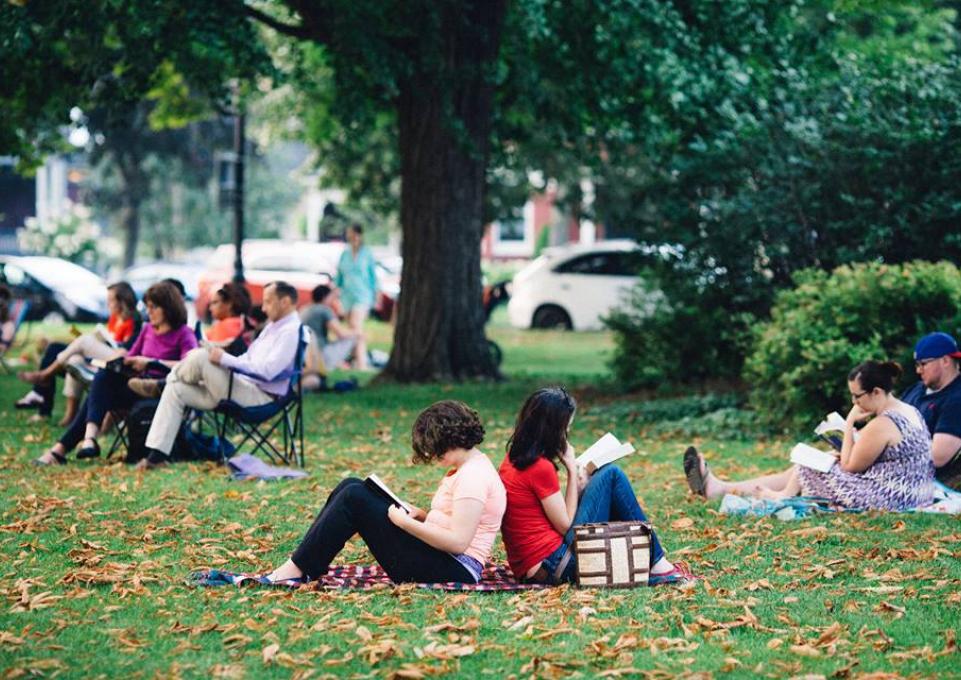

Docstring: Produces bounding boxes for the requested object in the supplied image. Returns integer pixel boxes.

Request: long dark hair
[0,285,10,324]
[108,281,138,320]
[507,387,576,470]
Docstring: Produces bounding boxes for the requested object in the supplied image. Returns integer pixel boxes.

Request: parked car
[0,255,108,322]
[122,262,204,302]
[195,240,344,319]
[507,240,642,331]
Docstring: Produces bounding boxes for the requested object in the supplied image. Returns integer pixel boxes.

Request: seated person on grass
[499,387,688,585]
[33,282,196,465]
[684,360,934,511]
[17,281,140,425]
[203,282,251,348]
[0,285,15,358]
[300,284,367,384]
[264,400,506,585]
[900,332,961,490]
[134,280,301,469]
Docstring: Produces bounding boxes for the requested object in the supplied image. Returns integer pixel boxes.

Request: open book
[365,474,412,514]
[576,432,635,474]
[789,442,838,473]
[814,411,848,452]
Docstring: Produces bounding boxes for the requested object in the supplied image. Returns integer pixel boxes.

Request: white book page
[790,443,837,473]
[576,432,635,472]
[366,473,413,513]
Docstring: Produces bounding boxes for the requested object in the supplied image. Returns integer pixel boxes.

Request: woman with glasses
[684,360,934,510]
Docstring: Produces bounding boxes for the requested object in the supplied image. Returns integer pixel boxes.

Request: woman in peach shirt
[262,400,506,584]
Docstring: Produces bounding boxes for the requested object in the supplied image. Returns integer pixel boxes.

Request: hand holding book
[576,433,636,475]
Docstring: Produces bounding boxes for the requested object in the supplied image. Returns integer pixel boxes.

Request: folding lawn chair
[210,324,308,467]
[0,299,30,374]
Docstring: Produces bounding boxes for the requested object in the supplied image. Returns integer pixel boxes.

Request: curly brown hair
[143,281,187,329]
[411,400,485,463]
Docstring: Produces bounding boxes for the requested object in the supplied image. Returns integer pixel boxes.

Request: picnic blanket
[719,481,961,520]
[187,564,549,592]
[186,563,694,591]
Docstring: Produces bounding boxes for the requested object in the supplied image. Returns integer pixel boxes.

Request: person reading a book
[684,361,934,510]
[262,400,507,585]
[134,281,302,469]
[16,282,140,425]
[901,332,961,489]
[33,282,196,465]
[499,387,688,585]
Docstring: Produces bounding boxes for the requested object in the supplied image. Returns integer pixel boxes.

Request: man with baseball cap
[901,331,961,488]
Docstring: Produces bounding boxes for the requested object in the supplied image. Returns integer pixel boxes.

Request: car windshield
[20,258,104,289]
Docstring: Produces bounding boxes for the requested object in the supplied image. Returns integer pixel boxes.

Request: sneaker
[128,378,165,398]
[15,390,45,410]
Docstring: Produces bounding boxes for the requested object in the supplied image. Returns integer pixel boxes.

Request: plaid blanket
[187,563,695,591]
[187,564,551,592]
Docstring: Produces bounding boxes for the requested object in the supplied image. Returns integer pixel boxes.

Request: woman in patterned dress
[684,361,935,510]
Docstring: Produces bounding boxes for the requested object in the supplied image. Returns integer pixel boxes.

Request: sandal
[683,446,707,497]
[76,439,101,460]
[33,450,67,466]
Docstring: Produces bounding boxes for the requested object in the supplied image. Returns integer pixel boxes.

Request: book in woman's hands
[576,432,636,474]
[814,411,847,452]
[365,473,413,514]
[789,443,838,473]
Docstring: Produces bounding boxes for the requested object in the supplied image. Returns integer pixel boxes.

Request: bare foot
[266,559,304,582]
[757,486,789,501]
[18,370,45,384]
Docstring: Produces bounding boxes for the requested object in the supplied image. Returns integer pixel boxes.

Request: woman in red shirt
[499,387,689,585]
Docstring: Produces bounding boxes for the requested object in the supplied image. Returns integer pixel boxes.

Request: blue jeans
[540,465,665,583]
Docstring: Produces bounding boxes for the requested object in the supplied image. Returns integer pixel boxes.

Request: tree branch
[243,4,317,41]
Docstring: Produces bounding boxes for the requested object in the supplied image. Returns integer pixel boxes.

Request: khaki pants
[57,334,117,398]
[145,348,273,455]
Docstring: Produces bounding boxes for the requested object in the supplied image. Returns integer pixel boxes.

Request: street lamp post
[232,109,245,283]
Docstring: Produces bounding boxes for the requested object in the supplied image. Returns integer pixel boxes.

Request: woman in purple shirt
[34,282,197,465]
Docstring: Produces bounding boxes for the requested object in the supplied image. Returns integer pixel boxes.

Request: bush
[605,276,755,390]
[745,261,961,432]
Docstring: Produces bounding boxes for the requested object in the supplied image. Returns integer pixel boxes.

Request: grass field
[1,318,958,678]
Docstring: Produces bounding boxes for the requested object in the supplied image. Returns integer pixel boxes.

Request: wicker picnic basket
[573,521,651,588]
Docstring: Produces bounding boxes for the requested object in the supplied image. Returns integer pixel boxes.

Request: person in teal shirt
[336,224,377,370]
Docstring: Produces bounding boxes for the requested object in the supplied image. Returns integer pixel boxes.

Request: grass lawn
[1,318,958,678]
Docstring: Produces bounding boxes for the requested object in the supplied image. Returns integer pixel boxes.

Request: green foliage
[745,261,961,431]
[588,392,742,424]
[17,205,118,270]
[605,276,756,390]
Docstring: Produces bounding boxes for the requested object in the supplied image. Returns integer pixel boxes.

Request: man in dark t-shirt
[901,332,961,489]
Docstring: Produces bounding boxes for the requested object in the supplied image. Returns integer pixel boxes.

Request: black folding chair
[210,325,307,467]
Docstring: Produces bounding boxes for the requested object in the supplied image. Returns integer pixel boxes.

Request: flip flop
[683,446,707,497]
[33,450,67,466]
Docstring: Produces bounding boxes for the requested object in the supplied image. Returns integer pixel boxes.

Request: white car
[507,240,641,331]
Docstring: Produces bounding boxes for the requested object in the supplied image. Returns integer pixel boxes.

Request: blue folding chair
[211,325,308,467]
[0,299,30,374]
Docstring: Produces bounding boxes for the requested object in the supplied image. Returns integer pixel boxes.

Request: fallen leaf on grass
[262,642,280,664]
[874,601,906,618]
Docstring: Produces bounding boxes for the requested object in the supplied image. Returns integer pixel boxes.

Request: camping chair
[0,299,30,374]
[210,325,308,467]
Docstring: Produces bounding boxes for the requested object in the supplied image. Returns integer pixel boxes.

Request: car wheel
[532,305,573,330]
[487,339,503,367]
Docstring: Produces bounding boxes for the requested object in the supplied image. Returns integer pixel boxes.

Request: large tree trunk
[117,155,146,268]
[383,0,508,382]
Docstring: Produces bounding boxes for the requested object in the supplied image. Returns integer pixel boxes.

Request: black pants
[291,478,474,583]
[58,370,141,451]
[34,342,67,416]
